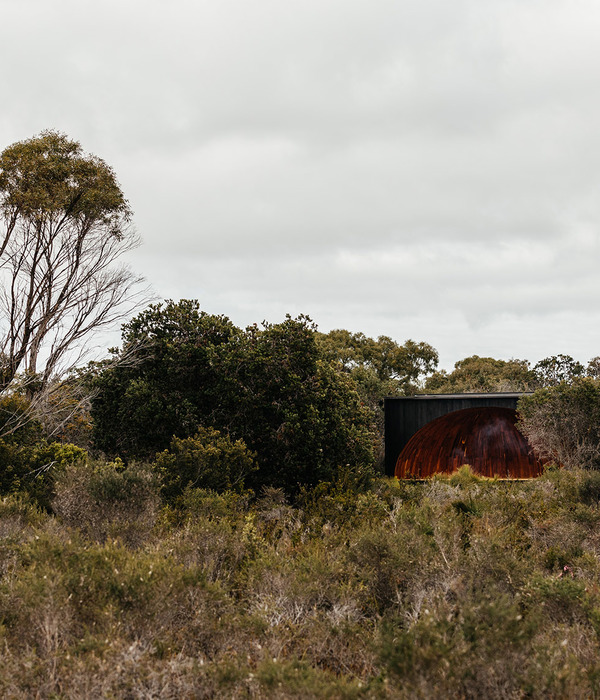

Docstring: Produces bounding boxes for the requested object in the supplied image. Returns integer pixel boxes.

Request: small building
[384,393,546,479]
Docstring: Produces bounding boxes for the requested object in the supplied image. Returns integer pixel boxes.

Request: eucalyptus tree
[0,130,143,394]
[317,329,439,398]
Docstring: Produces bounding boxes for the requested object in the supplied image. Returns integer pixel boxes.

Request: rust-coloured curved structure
[395,406,545,479]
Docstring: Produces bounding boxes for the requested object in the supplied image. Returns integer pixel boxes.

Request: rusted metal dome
[395,406,545,479]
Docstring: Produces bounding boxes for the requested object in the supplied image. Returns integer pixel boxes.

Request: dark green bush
[90,302,377,492]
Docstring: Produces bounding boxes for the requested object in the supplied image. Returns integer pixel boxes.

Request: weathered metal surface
[394,406,545,479]
[384,393,528,476]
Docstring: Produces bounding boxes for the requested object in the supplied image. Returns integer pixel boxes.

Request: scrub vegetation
[3,466,600,697]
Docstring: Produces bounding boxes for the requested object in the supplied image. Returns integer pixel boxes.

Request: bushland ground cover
[3,464,600,698]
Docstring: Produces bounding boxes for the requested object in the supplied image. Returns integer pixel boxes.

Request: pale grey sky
[2,0,600,369]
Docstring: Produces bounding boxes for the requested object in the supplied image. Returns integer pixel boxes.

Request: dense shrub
[518,378,600,469]
[3,468,600,696]
[0,439,87,509]
[155,427,257,501]
[91,301,377,491]
[0,391,88,509]
[577,470,600,504]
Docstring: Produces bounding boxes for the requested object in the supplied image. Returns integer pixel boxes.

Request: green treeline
[2,297,600,506]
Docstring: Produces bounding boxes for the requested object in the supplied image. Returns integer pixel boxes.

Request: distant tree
[424,355,536,394]
[532,355,585,387]
[0,130,143,397]
[587,357,600,380]
[518,378,600,469]
[317,330,438,399]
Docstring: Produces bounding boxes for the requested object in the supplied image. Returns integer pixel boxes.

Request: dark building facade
[384,393,543,478]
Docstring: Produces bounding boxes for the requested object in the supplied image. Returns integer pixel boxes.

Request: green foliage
[379,591,540,696]
[91,300,238,458]
[166,487,252,526]
[0,130,130,227]
[448,464,484,488]
[425,353,598,396]
[91,302,377,492]
[215,327,376,490]
[587,356,600,379]
[578,470,600,504]
[317,329,438,400]
[0,493,46,530]
[0,392,43,443]
[0,433,86,510]
[425,354,536,393]
[518,378,600,469]
[533,354,586,387]
[155,427,257,500]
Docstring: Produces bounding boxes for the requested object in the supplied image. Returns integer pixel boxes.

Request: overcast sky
[2,0,600,370]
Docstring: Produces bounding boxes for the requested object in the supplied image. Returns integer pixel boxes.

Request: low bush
[3,468,600,696]
[52,460,160,546]
[0,439,87,509]
[154,426,257,501]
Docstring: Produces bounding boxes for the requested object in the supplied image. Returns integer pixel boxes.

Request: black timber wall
[384,393,527,476]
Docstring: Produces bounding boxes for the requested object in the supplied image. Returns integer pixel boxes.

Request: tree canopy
[424,355,537,394]
[531,354,586,387]
[91,301,377,491]
[317,330,438,404]
[424,354,599,394]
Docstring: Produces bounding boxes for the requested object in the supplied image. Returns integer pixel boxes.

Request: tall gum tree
[0,130,143,394]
